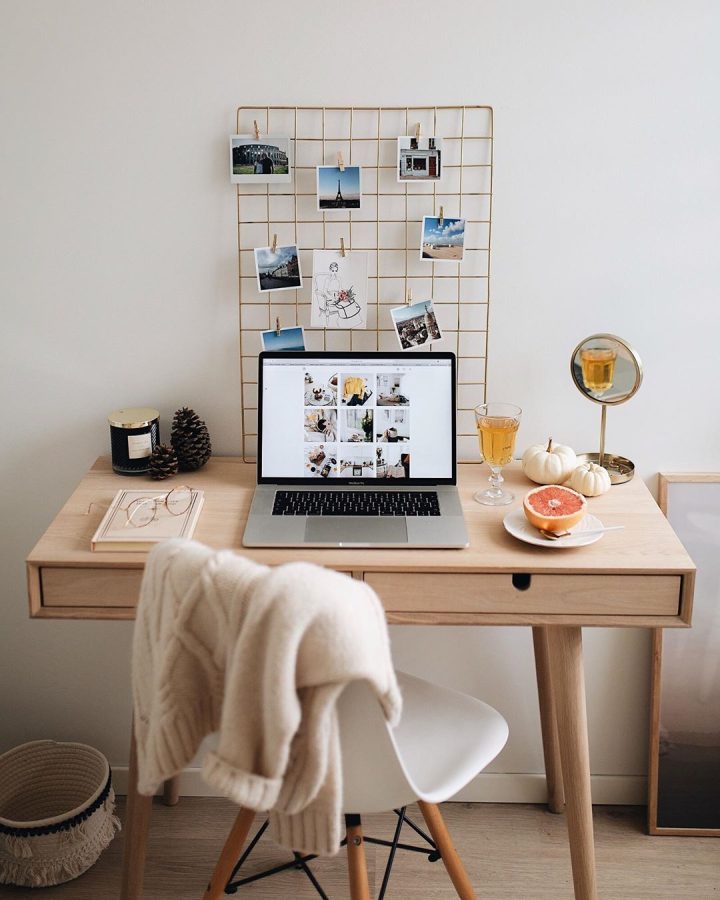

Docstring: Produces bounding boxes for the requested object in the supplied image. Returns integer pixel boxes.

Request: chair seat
[340,671,508,813]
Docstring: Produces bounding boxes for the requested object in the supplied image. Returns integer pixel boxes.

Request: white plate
[503,508,605,549]
[304,390,333,406]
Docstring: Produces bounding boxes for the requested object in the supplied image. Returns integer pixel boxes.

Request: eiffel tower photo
[317,165,361,209]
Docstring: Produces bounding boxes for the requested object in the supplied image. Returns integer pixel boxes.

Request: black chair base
[225,808,440,899]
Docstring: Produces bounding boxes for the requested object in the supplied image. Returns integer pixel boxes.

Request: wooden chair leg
[202,807,255,900]
[345,814,371,900]
[417,801,476,900]
[163,775,180,807]
[120,717,153,900]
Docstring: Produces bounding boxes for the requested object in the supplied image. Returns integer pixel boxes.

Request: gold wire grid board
[236,105,493,462]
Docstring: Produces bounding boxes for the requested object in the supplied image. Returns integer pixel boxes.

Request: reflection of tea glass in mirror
[474,403,522,506]
[571,334,643,484]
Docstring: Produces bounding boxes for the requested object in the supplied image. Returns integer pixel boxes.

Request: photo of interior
[339,408,374,442]
[376,373,410,406]
[337,447,375,477]
[376,445,411,479]
[303,408,337,442]
[375,408,409,442]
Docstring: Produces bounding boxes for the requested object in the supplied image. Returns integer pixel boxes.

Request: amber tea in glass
[474,403,522,506]
[580,347,617,394]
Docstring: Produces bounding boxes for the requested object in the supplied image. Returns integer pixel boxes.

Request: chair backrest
[338,671,509,815]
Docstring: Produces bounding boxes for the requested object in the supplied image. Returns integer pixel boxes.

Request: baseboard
[112,769,647,806]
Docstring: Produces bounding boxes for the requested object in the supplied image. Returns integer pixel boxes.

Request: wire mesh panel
[235,105,493,462]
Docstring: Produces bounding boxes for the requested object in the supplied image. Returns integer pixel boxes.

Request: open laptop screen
[258,351,456,484]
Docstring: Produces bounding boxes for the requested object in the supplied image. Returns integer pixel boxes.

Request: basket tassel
[3,834,33,858]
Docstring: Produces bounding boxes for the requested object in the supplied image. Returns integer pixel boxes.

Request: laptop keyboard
[272,490,440,517]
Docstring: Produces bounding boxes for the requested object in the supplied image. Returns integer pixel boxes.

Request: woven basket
[0,740,121,887]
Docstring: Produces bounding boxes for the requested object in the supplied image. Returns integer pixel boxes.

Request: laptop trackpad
[305,517,408,545]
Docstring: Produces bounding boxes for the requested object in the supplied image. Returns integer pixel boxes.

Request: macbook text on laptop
[242,351,468,548]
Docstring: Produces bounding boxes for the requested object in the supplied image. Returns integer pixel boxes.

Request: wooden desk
[26,457,695,900]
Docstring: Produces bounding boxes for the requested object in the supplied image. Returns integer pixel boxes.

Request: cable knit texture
[132,538,401,855]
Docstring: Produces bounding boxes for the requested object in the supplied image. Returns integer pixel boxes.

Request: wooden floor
[3,799,718,899]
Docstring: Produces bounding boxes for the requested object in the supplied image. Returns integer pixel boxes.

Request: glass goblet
[474,403,522,506]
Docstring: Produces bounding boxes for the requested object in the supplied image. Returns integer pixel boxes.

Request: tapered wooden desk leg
[162,775,180,807]
[417,801,476,899]
[532,625,566,814]
[345,815,371,900]
[120,719,153,900]
[202,807,255,900]
[546,626,597,900]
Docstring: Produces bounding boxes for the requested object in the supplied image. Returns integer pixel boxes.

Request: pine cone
[171,407,212,471]
[148,444,179,480]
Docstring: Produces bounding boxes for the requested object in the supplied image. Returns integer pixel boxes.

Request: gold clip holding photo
[272,233,277,253]
[415,122,421,142]
[275,317,281,336]
[337,151,345,172]
[340,237,346,257]
[253,120,260,141]
[438,206,444,226]
[406,288,412,306]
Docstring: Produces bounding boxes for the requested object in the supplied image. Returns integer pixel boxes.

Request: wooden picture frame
[648,473,720,836]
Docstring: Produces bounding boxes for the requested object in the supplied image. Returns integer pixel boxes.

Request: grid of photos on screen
[302,368,412,479]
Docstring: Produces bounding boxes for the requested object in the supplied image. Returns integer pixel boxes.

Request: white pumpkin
[568,462,612,497]
[521,438,577,485]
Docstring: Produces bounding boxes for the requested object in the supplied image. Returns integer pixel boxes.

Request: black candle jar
[108,407,159,475]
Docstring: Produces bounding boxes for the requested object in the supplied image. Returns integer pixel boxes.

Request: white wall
[2,0,719,799]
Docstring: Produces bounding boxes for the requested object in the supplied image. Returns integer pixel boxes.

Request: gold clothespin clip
[337,151,345,172]
[438,206,444,226]
[415,122,421,141]
[272,233,277,253]
[253,120,260,141]
[406,288,412,306]
[275,317,281,336]
[340,237,346,257]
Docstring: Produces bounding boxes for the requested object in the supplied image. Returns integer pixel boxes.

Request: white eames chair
[203,671,509,900]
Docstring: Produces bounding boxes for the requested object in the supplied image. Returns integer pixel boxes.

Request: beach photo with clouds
[420,215,466,261]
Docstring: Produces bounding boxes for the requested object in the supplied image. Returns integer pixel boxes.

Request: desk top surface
[27,457,694,577]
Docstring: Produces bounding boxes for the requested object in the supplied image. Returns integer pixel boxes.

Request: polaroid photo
[304,444,338,478]
[255,245,302,293]
[230,135,292,184]
[260,325,305,352]
[376,445,411,480]
[390,299,443,351]
[420,215,466,262]
[317,165,362,210]
[311,250,368,329]
[397,136,442,182]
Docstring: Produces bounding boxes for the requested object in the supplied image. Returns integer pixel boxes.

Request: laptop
[242,351,468,548]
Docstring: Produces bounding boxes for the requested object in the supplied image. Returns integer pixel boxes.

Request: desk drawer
[41,567,143,608]
[364,572,681,617]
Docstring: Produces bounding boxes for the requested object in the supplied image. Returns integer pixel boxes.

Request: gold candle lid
[108,407,159,429]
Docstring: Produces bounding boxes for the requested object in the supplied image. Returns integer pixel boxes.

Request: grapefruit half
[523,485,587,533]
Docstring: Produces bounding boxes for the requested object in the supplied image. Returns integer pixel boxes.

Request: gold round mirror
[570,334,643,483]
[571,334,643,405]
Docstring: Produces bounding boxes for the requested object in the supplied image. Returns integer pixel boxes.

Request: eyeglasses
[122,485,193,528]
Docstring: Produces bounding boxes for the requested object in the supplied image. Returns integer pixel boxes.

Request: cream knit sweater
[131,539,401,855]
